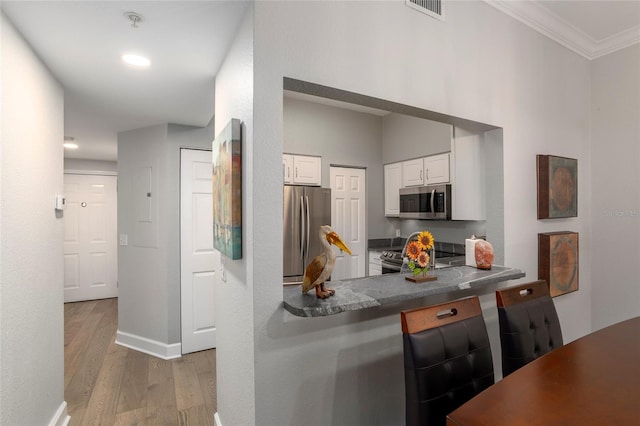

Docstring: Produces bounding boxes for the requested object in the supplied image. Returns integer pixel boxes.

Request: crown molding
[484,0,640,60]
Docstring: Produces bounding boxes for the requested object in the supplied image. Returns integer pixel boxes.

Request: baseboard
[49,401,70,426]
[214,412,223,426]
[115,330,182,360]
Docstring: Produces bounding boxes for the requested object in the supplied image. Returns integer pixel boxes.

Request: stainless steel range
[380,250,405,274]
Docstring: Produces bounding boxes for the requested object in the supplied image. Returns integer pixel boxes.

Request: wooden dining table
[446,316,640,425]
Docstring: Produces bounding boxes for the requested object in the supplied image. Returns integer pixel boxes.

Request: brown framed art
[538,231,579,297]
[537,155,577,219]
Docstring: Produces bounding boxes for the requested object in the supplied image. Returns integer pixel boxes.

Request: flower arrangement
[406,230,435,277]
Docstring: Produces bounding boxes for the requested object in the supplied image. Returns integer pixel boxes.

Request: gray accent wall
[117,121,213,349]
[283,97,395,238]
[118,124,170,345]
[64,158,117,173]
[382,112,453,163]
[1,12,66,425]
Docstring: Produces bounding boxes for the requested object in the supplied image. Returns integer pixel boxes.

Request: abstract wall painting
[537,155,578,219]
[212,118,242,260]
[538,231,579,297]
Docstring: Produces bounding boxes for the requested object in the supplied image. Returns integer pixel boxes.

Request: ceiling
[2,1,249,161]
[2,1,638,162]
[488,0,640,59]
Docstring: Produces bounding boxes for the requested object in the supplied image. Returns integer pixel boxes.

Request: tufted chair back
[400,296,494,426]
[496,280,563,377]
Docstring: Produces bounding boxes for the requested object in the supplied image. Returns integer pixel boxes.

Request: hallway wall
[1,12,67,425]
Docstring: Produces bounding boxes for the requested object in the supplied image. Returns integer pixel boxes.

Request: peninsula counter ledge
[283,265,525,317]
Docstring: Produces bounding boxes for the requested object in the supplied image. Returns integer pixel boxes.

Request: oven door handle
[380,261,402,273]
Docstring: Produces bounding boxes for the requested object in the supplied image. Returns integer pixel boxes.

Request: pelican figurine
[302,225,352,299]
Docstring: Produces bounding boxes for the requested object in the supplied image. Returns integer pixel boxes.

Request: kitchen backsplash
[399,219,486,248]
[368,237,465,256]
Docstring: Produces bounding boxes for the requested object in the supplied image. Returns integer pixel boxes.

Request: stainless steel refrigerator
[283,185,331,283]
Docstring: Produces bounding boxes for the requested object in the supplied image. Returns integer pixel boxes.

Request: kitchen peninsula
[284,265,525,317]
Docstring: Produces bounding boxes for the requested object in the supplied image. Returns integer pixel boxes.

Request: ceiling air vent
[406,0,445,21]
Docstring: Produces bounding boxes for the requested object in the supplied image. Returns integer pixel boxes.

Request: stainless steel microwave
[399,184,452,220]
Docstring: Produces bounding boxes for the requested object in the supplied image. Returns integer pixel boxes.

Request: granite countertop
[283,265,525,317]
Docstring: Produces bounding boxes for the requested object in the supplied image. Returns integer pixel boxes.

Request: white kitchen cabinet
[451,133,485,220]
[424,153,450,184]
[384,162,402,217]
[283,154,294,184]
[368,250,382,276]
[283,154,322,186]
[401,154,450,188]
[401,158,424,187]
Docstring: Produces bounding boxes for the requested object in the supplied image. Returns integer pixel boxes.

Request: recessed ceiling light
[63,143,79,149]
[122,53,151,68]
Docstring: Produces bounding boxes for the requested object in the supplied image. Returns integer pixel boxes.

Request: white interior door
[181,148,220,354]
[330,167,366,280]
[63,174,117,302]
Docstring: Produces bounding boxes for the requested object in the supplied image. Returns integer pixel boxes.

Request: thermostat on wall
[55,195,66,211]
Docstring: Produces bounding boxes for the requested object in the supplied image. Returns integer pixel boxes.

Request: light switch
[54,195,66,211]
[119,234,128,246]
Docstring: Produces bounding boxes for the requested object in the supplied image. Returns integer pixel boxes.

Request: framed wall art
[538,231,579,297]
[212,118,242,260]
[537,155,577,219]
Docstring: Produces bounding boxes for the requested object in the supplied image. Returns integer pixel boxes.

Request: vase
[405,274,437,283]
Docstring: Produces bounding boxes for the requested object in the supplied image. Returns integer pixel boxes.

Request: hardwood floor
[64,298,217,425]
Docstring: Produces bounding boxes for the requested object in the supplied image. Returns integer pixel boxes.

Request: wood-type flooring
[64,298,217,425]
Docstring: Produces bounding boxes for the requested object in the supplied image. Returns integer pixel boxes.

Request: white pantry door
[63,174,117,302]
[330,167,366,280]
[180,149,220,354]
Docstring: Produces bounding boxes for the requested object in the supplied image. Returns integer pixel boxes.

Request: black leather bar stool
[496,280,563,377]
[401,296,494,426]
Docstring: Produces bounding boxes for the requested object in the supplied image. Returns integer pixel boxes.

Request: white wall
[213,6,256,426]
[590,44,640,331]
[216,1,594,424]
[1,12,67,425]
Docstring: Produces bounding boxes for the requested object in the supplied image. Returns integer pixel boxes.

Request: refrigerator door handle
[305,195,311,258]
[300,195,306,259]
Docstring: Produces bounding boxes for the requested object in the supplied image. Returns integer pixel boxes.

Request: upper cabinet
[424,153,450,185]
[283,154,321,186]
[401,153,450,187]
[383,126,486,221]
[401,158,424,187]
[283,154,293,183]
[450,133,485,220]
[384,162,402,217]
